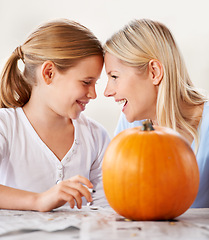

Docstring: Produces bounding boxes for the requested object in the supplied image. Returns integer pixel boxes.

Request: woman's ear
[148,59,164,86]
[41,61,55,85]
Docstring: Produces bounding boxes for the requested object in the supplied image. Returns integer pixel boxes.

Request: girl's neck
[23,98,73,130]
[23,99,75,161]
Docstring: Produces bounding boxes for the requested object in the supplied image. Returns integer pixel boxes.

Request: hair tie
[13,46,24,62]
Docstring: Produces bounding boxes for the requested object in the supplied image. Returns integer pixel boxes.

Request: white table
[0,206,208,240]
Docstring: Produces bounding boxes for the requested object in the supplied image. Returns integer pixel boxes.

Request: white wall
[0,0,209,137]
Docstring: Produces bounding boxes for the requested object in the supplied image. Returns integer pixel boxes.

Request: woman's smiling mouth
[116,99,128,112]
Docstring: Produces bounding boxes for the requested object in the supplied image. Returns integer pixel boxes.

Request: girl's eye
[83,81,91,85]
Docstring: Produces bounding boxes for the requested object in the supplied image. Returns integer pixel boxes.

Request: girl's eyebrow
[83,77,96,80]
[82,77,101,82]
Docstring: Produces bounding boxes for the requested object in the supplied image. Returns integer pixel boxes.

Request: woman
[104,19,209,207]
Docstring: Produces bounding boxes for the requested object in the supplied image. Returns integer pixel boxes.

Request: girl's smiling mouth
[76,100,89,110]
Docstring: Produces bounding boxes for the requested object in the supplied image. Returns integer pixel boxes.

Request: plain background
[0,0,209,137]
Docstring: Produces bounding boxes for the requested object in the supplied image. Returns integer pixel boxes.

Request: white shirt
[0,108,110,206]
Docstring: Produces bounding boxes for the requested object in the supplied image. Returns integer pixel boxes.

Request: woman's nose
[104,81,115,97]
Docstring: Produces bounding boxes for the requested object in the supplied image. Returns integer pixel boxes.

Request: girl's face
[104,52,158,122]
[43,55,103,119]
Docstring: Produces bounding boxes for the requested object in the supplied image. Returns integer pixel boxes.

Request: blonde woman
[0,19,110,211]
[104,19,209,208]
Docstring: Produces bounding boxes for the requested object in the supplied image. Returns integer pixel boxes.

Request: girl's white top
[0,108,110,207]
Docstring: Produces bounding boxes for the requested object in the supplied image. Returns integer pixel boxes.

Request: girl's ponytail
[0,46,31,108]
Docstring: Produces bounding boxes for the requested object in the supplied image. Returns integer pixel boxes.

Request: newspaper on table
[0,205,115,236]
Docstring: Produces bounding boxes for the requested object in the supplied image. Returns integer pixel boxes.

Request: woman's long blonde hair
[0,19,103,108]
[104,19,207,149]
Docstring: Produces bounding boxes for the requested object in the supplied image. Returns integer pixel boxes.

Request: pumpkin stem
[141,119,154,131]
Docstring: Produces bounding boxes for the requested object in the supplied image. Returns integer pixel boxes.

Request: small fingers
[68,182,93,205]
[68,175,93,188]
[56,185,82,209]
[57,181,93,209]
[68,198,75,209]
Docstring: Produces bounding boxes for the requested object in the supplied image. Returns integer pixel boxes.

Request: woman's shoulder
[203,101,209,115]
[201,101,209,125]
[199,101,209,134]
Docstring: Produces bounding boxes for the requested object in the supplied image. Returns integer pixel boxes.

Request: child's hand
[34,175,93,212]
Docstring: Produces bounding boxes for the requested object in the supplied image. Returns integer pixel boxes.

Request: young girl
[103,19,209,208]
[0,19,110,211]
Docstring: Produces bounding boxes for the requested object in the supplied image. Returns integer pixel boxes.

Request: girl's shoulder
[0,108,22,136]
[0,107,22,116]
[0,107,19,124]
[0,107,15,116]
[73,113,110,140]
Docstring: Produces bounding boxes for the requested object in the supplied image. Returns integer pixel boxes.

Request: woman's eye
[111,75,118,80]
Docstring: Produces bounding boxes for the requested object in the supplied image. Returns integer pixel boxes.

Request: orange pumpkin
[102,120,199,220]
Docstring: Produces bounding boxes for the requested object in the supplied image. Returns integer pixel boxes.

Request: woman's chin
[124,113,135,123]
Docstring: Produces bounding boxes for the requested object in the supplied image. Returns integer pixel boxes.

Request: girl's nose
[87,86,97,99]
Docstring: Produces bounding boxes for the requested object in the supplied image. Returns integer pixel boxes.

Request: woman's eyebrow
[107,70,119,75]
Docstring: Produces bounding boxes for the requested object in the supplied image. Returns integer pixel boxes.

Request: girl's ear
[148,59,164,86]
[41,61,55,85]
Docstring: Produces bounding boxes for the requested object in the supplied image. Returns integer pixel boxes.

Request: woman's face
[104,52,158,122]
[42,55,103,120]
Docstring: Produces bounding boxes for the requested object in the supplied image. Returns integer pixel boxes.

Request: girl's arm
[0,175,93,212]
